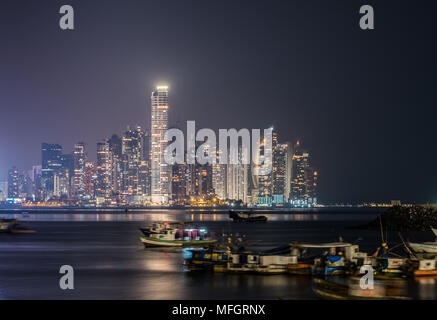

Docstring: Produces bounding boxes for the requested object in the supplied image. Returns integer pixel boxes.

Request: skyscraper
[83,161,95,198]
[226,146,249,204]
[290,140,317,206]
[73,142,86,199]
[7,167,19,199]
[95,140,113,200]
[272,142,293,205]
[150,85,170,204]
[251,128,274,206]
[0,181,8,202]
[41,143,63,199]
[121,126,145,197]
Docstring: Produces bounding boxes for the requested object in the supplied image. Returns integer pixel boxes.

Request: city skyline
[1,84,318,208]
[1,1,436,203]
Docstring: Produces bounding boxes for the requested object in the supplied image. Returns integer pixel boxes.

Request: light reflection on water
[0,211,381,222]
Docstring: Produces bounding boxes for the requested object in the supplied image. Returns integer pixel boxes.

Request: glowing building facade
[150,86,170,204]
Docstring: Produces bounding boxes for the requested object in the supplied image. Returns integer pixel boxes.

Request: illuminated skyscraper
[226,146,249,204]
[251,128,274,206]
[108,134,122,198]
[73,142,86,199]
[290,140,317,206]
[171,162,188,205]
[83,161,95,198]
[41,143,63,198]
[150,85,170,204]
[121,126,145,197]
[7,167,19,199]
[96,140,113,200]
[272,142,293,205]
[0,181,7,202]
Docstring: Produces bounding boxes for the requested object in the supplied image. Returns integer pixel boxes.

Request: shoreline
[0,207,387,214]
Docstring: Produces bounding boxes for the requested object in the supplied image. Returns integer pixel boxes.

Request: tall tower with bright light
[150,85,170,204]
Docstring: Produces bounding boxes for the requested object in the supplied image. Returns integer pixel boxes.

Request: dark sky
[0,0,436,203]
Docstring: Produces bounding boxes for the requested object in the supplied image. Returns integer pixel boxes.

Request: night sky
[0,0,436,203]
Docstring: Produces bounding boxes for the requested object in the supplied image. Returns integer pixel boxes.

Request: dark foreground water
[0,210,436,300]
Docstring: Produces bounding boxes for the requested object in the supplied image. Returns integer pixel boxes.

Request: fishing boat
[407,242,437,254]
[229,210,267,223]
[184,248,231,271]
[404,257,437,277]
[221,251,297,274]
[407,227,437,254]
[374,256,407,278]
[290,242,370,276]
[139,222,217,248]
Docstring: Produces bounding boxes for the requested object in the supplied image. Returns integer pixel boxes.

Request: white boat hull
[409,242,437,254]
[140,237,184,247]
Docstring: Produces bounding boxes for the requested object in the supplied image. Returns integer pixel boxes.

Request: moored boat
[229,210,267,223]
[139,222,217,248]
[0,219,36,234]
[290,242,371,276]
[408,242,437,254]
[223,251,297,274]
[405,257,437,277]
[184,248,231,271]
[407,227,437,254]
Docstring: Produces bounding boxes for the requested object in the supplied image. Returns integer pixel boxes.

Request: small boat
[229,210,267,223]
[222,251,297,274]
[374,256,407,278]
[0,218,35,234]
[0,218,21,233]
[290,242,371,276]
[408,227,437,254]
[139,222,217,248]
[184,248,231,271]
[405,258,437,277]
[408,242,437,254]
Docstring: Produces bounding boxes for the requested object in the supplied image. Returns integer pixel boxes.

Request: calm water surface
[0,210,436,300]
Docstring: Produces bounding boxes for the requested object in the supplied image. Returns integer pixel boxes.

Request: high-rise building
[121,126,145,197]
[251,128,274,206]
[41,143,63,198]
[83,161,95,198]
[171,162,188,205]
[18,171,33,199]
[108,134,123,198]
[212,148,227,200]
[290,140,317,206]
[272,142,293,205]
[60,153,74,189]
[138,161,150,199]
[7,167,19,199]
[95,140,113,200]
[226,146,249,204]
[212,163,227,200]
[150,85,170,204]
[0,181,8,202]
[73,143,86,199]
[54,168,70,199]
[305,167,318,205]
